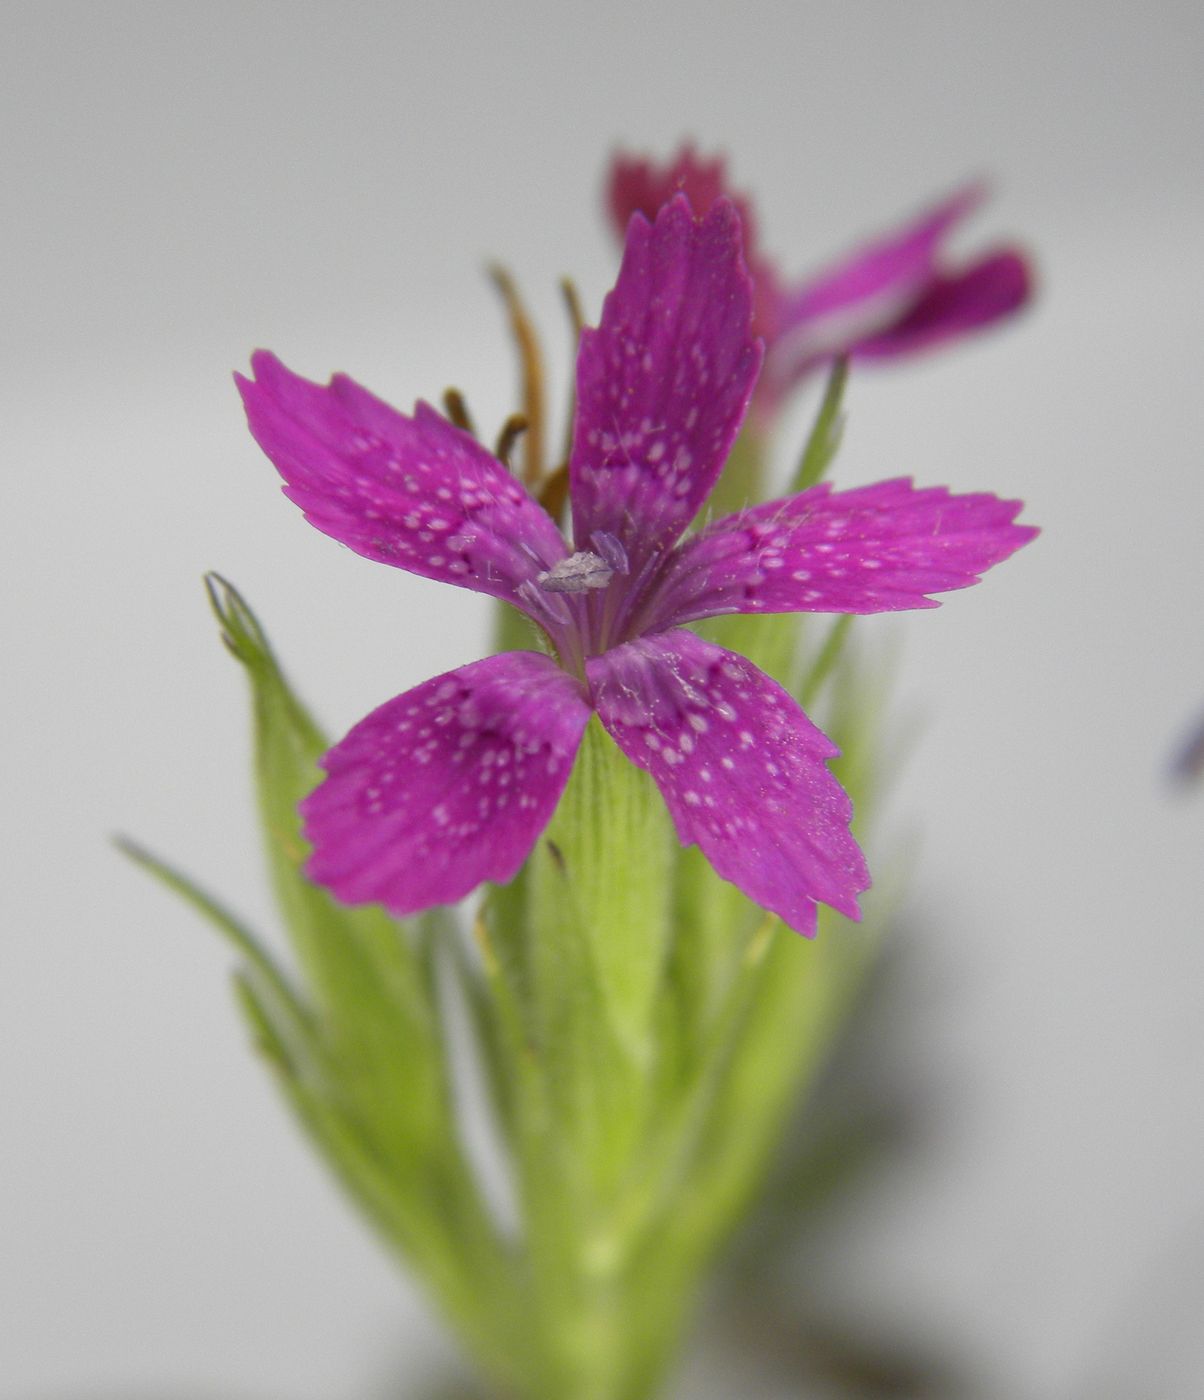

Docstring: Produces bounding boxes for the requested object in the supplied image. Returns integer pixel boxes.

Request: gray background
[2,2,1202,1396]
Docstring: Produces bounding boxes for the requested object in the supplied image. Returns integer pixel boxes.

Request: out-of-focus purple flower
[237,198,1035,936]
[608,147,1032,416]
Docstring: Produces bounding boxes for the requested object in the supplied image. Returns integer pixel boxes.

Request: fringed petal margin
[589,629,868,937]
[303,652,591,916]
[650,478,1037,627]
[238,352,568,613]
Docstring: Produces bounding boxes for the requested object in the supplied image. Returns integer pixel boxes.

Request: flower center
[518,532,639,676]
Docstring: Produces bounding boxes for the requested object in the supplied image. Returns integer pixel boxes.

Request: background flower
[609,146,1032,418]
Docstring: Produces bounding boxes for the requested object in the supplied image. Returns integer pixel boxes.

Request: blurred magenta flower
[237,197,1034,936]
[608,146,1032,415]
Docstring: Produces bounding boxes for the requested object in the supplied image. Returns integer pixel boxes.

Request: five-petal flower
[608,147,1032,417]
[237,196,1035,937]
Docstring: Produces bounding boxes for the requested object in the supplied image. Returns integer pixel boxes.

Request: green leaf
[700,422,769,520]
[204,574,475,1161]
[117,576,526,1385]
[115,836,313,1056]
[204,575,433,1068]
[790,356,848,493]
[798,614,853,711]
[231,970,528,1394]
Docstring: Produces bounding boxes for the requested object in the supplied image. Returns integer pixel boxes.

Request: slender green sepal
[702,421,769,519]
[790,356,848,492]
[799,614,853,710]
[115,836,313,1051]
[126,576,530,1392]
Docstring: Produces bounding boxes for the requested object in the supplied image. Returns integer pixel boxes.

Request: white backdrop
[3,3,1202,1397]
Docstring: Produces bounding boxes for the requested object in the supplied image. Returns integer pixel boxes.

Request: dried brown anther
[494,413,528,468]
[442,387,476,437]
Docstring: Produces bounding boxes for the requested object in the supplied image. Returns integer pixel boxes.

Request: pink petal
[569,197,762,577]
[588,630,867,936]
[852,251,1032,359]
[607,146,733,236]
[606,146,785,342]
[302,652,591,916]
[764,182,1007,397]
[650,478,1037,627]
[785,183,984,326]
[237,352,568,612]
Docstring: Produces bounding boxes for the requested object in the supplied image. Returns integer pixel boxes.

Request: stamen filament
[442,387,476,436]
[495,413,528,467]
[490,265,546,487]
[559,277,586,469]
[539,464,570,524]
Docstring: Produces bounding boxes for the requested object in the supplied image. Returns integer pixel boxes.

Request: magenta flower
[237,198,1034,937]
[609,147,1032,415]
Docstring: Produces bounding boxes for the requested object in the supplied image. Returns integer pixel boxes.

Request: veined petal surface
[238,352,568,611]
[570,197,762,574]
[650,478,1037,627]
[588,630,867,937]
[302,652,591,916]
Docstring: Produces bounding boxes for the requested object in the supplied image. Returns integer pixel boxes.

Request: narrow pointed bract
[238,195,1035,936]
